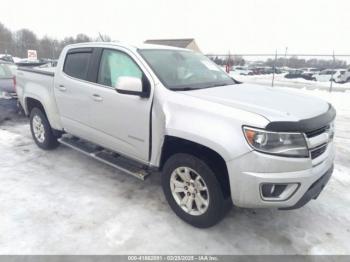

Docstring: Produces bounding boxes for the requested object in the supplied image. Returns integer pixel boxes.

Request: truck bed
[17,66,55,77]
[16,66,63,130]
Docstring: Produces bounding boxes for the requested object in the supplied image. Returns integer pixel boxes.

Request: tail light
[13,76,16,92]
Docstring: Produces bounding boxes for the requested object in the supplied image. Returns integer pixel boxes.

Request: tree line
[208,54,347,69]
[208,55,246,66]
[1,21,348,69]
[0,22,110,59]
[264,56,347,69]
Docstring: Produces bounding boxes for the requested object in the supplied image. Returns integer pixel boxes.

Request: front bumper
[279,165,333,210]
[227,141,335,209]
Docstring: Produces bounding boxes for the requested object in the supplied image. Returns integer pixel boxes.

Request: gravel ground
[0,87,349,255]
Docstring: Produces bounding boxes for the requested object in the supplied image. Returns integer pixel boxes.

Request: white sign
[27,50,38,61]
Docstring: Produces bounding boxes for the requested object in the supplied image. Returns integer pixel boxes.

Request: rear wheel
[162,153,229,228]
[30,108,59,150]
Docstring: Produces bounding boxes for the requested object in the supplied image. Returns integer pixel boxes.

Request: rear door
[54,48,97,138]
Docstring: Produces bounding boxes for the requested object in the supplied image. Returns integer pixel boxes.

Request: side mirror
[115,76,144,96]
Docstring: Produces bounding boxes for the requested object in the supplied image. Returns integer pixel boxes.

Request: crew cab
[16,42,336,228]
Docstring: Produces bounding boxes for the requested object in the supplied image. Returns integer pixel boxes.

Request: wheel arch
[24,95,63,131]
[160,135,231,199]
[25,97,63,136]
[25,96,46,117]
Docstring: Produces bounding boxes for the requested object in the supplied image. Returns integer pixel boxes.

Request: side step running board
[58,136,150,180]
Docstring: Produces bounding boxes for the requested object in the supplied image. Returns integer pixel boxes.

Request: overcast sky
[2,0,349,54]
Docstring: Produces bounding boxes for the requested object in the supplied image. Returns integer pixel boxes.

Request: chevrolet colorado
[16,42,336,228]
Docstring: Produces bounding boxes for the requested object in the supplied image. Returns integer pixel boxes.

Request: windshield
[138,49,235,90]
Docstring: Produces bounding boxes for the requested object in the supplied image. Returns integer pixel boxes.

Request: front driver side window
[98,49,142,88]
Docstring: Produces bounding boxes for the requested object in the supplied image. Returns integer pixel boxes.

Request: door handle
[92,94,103,102]
[58,85,67,92]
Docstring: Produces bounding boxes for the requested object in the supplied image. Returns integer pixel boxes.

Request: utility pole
[226,51,231,73]
[330,50,335,92]
[51,42,55,60]
[284,47,288,68]
[272,49,278,87]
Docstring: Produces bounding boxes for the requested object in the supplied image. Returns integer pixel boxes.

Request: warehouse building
[144,38,202,53]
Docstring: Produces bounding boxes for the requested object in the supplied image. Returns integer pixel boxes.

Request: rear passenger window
[63,52,91,80]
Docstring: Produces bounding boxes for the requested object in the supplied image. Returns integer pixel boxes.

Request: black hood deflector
[265,104,336,133]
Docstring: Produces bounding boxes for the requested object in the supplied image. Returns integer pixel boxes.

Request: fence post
[272,49,277,87]
[330,50,335,92]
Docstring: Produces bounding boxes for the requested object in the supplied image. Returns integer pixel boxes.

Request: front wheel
[162,153,230,228]
[30,108,59,150]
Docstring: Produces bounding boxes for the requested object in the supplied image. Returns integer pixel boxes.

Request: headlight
[243,127,309,158]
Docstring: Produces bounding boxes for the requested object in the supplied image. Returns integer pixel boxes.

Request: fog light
[260,183,299,201]
[261,184,287,198]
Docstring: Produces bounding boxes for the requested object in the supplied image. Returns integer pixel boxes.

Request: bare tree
[14,29,38,58]
[75,34,91,43]
[0,21,108,59]
[0,22,15,54]
[38,36,56,59]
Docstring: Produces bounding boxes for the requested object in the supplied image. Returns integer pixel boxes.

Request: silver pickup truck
[16,42,336,228]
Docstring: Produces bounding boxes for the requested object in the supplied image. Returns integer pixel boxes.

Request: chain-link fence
[207,53,350,92]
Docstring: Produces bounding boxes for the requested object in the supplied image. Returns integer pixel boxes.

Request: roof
[144,39,195,48]
[64,42,186,52]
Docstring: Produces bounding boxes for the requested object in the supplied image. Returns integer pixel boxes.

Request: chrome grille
[305,125,330,138]
[310,144,328,159]
[305,123,333,160]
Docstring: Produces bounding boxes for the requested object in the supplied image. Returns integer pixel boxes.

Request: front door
[87,48,153,163]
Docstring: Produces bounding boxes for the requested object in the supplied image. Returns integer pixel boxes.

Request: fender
[23,89,63,131]
[150,87,269,167]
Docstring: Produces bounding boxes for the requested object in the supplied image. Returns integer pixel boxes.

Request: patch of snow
[233,74,350,92]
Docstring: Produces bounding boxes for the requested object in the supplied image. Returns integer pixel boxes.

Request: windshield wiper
[202,83,231,89]
[172,82,234,91]
[172,87,197,91]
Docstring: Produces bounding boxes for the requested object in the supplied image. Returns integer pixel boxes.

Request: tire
[30,108,59,150]
[162,153,229,228]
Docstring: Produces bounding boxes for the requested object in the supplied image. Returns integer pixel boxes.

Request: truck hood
[180,83,330,123]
